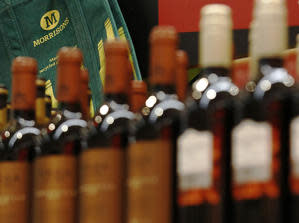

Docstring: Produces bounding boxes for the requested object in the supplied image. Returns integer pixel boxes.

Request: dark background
[118,0,299,79]
[118,0,158,79]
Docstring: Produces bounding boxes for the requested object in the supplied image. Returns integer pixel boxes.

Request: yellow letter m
[44,12,57,29]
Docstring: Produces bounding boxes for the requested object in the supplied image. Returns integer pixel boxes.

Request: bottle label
[127,140,172,223]
[291,116,299,177]
[177,129,213,191]
[232,120,272,184]
[33,155,77,223]
[79,149,124,223]
[0,161,29,223]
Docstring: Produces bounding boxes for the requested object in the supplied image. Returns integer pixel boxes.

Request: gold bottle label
[0,161,29,223]
[33,155,77,223]
[127,140,172,223]
[79,149,124,223]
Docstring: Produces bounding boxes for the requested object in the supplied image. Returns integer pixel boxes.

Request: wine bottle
[80,68,90,121]
[178,5,238,223]
[176,50,188,102]
[0,57,40,223]
[130,80,148,113]
[87,88,93,118]
[127,26,184,223]
[0,85,8,132]
[6,101,11,122]
[78,39,133,223]
[290,23,299,223]
[35,78,49,127]
[44,95,52,120]
[233,1,293,223]
[32,47,87,223]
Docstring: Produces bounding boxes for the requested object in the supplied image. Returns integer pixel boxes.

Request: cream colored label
[232,120,272,184]
[178,129,213,191]
[79,149,124,223]
[0,162,29,223]
[291,116,299,177]
[33,155,77,223]
[127,140,172,223]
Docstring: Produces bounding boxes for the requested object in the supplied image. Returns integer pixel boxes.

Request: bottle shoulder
[189,76,239,111]
[132,92,185,139]
[2,119,40,149]
[36,111,88,155]
[253,67,295,101]
[94,102,135,133]
[0,119,40,161]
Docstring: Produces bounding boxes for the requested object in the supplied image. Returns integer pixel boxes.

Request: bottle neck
[130,93,147,113]
[0,93,7,130]
[59,102,82,113]
[81,93,90,121]
[151,84,176,95]
[46,101,52,119]
[105,93,129,105]
[255,57,284,81]
[200,67,231,78]
[35,97,48,126]
[14,109,35,122]
[0,107,7,131]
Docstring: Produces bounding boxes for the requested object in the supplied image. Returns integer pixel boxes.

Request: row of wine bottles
[0,24,187,222]
[0,1,299,223]
[179,1,298,223]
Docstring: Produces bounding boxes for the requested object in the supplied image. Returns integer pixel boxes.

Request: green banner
[0,0,141,111]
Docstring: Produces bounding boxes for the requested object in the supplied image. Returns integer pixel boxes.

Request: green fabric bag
[0,0,141,111]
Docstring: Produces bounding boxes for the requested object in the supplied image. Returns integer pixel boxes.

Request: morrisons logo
[33,10,69,48]
[40,10,60,31]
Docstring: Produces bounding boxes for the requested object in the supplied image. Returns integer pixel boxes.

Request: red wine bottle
[35,78,49,128]
[233,1,293,223]
[178,5,238,223]
[290,17,299,223]
[0,85,8,132]
[176,50,188,102]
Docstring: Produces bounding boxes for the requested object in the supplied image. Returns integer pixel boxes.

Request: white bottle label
[291,116,299,177]
[177,129,213,191]
[232,120,272,184]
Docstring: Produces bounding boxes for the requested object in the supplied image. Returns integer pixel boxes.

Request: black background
[118,1,299,79]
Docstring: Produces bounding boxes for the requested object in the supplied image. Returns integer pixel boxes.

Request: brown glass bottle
[35,78,49,127]
[232,1,292,223]
[127,26,184,223]
[0,85,8,132]
[176,50,188,102]
[0,57,40,223]
[130,80,148,113]
[78,39,133,223]
[32,47,87,223]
